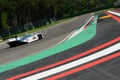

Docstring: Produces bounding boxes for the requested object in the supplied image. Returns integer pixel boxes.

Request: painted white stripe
[67,16,94,40]
[63,30,76,41]
[108,11,120,17]
[20,43,120,80]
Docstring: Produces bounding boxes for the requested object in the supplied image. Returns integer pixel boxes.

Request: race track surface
[0,11,120,80]
[0,14,91,65]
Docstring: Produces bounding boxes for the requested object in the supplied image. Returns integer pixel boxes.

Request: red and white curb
[20,43,120,80]
[108,11,120,17]
[67,15,94,40]
[7,37,120,80]
[46,52,120,80]
[106,11,120,23]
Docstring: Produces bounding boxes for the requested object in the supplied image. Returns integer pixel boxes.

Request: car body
[7,33,43,47]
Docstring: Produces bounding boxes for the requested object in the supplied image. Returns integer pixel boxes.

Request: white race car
[7,33,43,47]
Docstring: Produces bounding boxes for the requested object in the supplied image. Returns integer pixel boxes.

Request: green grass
[26,18,72,34]
[0,7,115,42]
[0,39,3,43]
[17,8,115,37]
[0,17,72,42]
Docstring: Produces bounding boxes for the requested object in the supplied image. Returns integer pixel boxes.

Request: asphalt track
[0,14,91,65]
[0,11,120,80]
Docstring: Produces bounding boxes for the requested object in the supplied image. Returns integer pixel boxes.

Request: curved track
[0,14,91,65]
[0,11,120,80]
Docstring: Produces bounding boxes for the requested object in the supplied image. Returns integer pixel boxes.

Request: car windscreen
[20,35,32,41]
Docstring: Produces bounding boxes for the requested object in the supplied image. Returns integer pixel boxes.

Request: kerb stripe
[105,12,120,23]
[46,52,120,80]
[7,37,120,80]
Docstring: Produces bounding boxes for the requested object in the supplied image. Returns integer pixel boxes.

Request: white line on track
[0,31,74,66]
[108,11,120,17]
[20,42,120,80]
[67,16,94,40]
[0,15,93,67]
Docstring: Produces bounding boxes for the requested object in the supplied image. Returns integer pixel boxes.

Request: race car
[7,33,43,47]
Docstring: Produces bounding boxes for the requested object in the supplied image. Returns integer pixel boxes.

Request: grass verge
[0,17,72,42]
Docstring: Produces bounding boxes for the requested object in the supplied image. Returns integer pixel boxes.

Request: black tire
[38,34,43,40]
[8,41,27,47]
[8,41,18,47]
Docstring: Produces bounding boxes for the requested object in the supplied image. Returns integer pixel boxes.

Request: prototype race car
[7,33,43,47]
